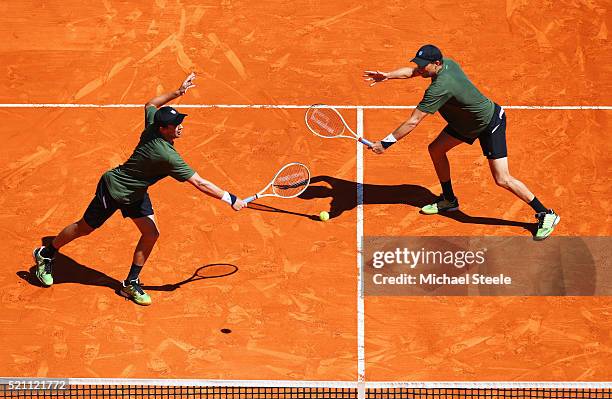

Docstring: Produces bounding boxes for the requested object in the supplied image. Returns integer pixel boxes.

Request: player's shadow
[17,237,121,290]
[298,175,536,234]
[18,237,239,294]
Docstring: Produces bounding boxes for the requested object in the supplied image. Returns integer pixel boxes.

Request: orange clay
[0,0,609,382]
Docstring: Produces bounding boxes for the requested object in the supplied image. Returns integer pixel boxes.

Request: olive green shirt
[103,106,195,205]
[417,58,494,138]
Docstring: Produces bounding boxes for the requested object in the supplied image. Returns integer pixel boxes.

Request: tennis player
[364,45,559,240]
[33,72,246,305]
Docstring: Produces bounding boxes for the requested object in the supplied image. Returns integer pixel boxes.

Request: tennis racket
[305,104,374,147]
[244,162,311,204]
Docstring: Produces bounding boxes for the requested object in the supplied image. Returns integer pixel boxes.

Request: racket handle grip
[244,195,257,204]
[359,137,374,147]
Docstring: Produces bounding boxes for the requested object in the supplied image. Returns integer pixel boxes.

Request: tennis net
[1,379,611,398]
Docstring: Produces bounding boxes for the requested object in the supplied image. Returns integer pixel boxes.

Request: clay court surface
[1,0,611,384]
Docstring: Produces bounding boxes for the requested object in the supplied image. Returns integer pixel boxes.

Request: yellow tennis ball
[319,211,330,221]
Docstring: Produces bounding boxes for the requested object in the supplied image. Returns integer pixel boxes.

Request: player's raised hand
[179,72,196,95]
[363,70,389,86]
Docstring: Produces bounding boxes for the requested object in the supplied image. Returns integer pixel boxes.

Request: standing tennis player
[364,45,559,240]
[33,72,246,305]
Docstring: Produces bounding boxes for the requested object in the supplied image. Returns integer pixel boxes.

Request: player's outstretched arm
[370,108,428,154]
[363,67,419,86]
[145,72,197,109]
[187,172,246,211]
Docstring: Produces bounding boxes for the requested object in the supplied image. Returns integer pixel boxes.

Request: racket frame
[305,104,374,147]
[244,162,311,203]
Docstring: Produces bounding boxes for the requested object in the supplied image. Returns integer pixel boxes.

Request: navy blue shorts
[443,103,508,160]
[83,177,154,229]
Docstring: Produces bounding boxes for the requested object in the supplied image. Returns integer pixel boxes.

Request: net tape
[0,383,612,399]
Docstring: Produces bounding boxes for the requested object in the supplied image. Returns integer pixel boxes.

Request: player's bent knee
[494,175,511,189]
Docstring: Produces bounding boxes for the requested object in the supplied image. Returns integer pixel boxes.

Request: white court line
[356,107,366,399]
[0,103,611,110]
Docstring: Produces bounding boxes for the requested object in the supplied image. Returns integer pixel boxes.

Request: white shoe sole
[421,205,459,215]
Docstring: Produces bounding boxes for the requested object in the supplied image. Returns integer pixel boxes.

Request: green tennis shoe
[121,279,152,306]
[534,210,560,241]
[421,195,459,215]
[33,247,54,286]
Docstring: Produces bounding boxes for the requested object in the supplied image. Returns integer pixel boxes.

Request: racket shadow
[300,175,535,233]
[142,263,238,292]
[247,202,319,221]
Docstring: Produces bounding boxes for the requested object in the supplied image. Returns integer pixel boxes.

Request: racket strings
[272,164,310,198]
[306,107,345,137]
